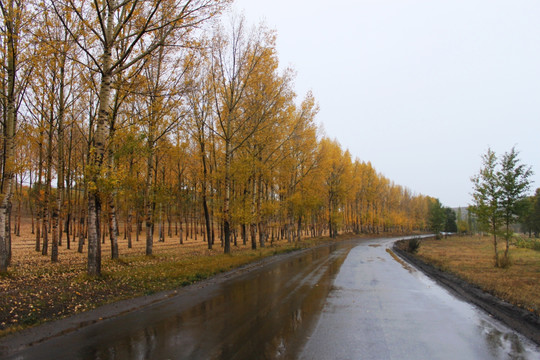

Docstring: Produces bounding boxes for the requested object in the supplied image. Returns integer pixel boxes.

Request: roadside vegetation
[415,235,540,316]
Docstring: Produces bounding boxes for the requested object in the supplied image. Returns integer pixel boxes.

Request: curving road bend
[1,237,539,359]
[299,238,539,359]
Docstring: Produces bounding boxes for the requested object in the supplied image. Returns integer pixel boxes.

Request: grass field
[416,235,540,316]
[0,221,365,337]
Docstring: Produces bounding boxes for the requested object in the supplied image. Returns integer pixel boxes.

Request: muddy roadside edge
[392,241,540,346]
[0,236,368,356]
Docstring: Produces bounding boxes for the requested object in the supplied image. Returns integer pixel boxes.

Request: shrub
[498,254,512,269]
[514,236,540,252]
[408,237,421,254]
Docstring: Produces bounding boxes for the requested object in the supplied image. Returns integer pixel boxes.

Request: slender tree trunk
[15,174,21,237]
[250,223,257,250]
[135,211,140,243]
[29,170,34,235]
[78,207,85,253]
[35,138,43,252]
[107,151,119,259]
[127,210,133,248]
[257,175,265,248]
[493,221,498,267]
[201,147,212,249]
[0,0,19,272]
[44,113,54,257]
[145,149,154,256]
[167,205,172,238]
[109,195,119,259]
[65,126,73,250]
[87,68,112,275]
[56,69,65,250]
[223,139,232,254]
[6,203,11,264]
[504,221,510,260]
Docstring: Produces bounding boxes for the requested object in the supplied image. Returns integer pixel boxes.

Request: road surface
[299,238,539,359]
[1,237,538,359]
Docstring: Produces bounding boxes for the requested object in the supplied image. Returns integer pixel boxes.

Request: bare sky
[233,0,540,207]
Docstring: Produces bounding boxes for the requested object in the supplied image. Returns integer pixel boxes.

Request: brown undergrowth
[0,222,367,337]
[416,235,540,316]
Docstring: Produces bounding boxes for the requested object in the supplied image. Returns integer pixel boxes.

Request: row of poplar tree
[0,0,437,275]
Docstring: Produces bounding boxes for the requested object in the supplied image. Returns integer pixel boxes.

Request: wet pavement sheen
[3,242,355,359]
[299,238,540,359]
[3,237,540,359]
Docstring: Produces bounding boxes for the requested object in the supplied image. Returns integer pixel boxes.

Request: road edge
[392,241,540,346]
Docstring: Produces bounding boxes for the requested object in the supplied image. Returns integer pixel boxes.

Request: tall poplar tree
[210,17,276,254]
[0,0,32,273]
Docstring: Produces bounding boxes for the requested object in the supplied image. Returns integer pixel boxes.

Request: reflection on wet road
[3,237,539,359]
[300,238,540,359]
[3,242,356,359]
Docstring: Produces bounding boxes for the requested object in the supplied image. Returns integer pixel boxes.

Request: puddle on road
[479,319,538,359]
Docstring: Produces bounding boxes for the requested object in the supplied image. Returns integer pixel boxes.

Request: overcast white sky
[232,0,540,207]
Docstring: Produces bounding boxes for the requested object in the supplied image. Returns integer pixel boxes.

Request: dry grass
[417,235,540,315]
[0,221,365,337]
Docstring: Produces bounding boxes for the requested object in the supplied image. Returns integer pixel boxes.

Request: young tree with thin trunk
[498,147,533,260]
[470,148,504,267]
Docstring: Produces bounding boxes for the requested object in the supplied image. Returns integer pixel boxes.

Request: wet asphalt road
[1,237,539,359]
[299,238,539,359]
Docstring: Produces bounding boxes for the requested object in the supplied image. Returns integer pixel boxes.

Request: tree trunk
[78,207,85,254]
[109,194,119,259]
[145,149,154,256]
[65,126,74,250]
[43,126,52,257]
[127,210,133,249]
[0,0,19,273]
[56,59,66,250]
[87,62,113,275]
[202,195,211,249]
[49,97,58,262]
[504,221,510,261]
[493,222,499,267]
[223,140,232,254]
[107,130,119,259]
